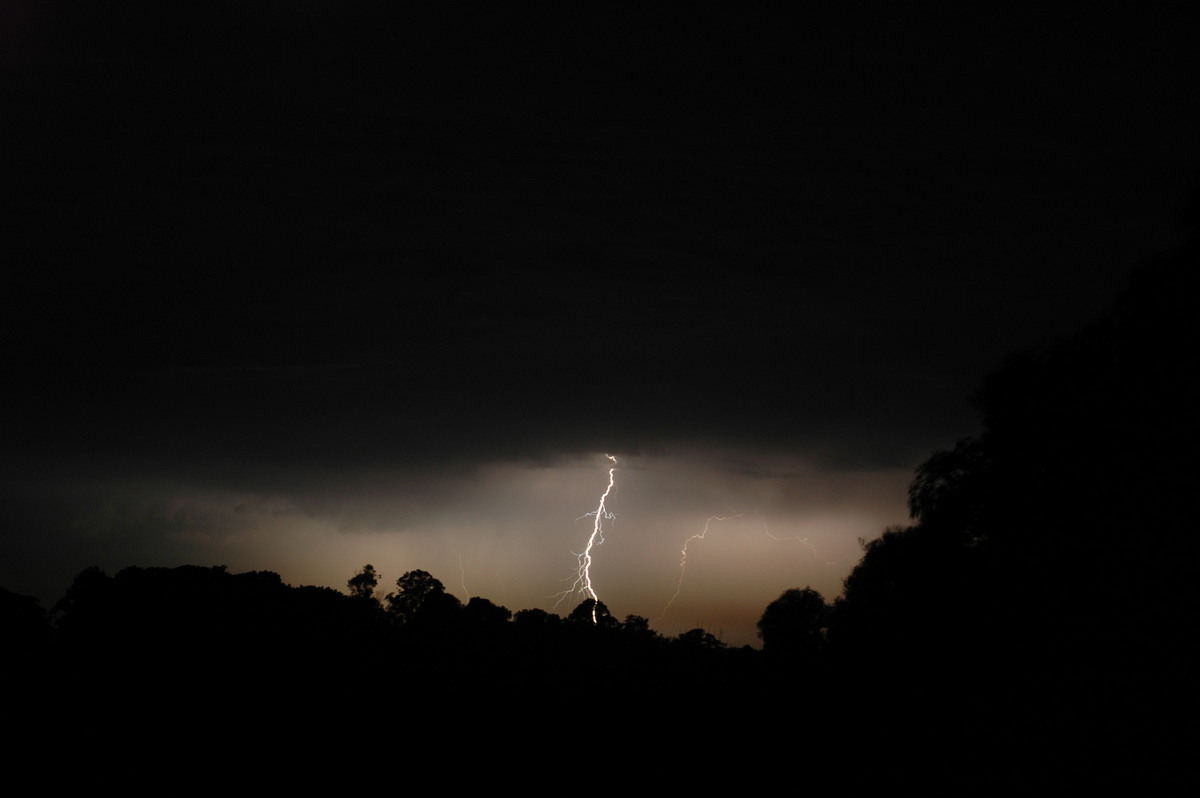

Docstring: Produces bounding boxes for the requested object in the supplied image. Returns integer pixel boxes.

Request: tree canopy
[385,569,462,628]
[757,587,829,662]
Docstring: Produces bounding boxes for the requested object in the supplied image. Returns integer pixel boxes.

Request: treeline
[4,234,1198,789]
[11,561,761,685]
[3,561,778,790]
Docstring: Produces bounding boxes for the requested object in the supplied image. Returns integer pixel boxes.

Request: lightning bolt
[653,513,741,623]
[458,553,470,601]
[654,510,839,623]
[553,453,618,624]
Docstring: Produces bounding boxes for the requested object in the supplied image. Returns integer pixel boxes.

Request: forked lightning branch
[554,454,618,624]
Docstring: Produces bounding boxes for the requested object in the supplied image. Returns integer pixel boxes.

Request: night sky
[4,5,1198,646]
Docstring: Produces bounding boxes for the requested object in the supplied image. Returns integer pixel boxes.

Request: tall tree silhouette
[757,586,829,665]
[385,569,461,628]
[347,563,380,603]
[828,233,1200,790]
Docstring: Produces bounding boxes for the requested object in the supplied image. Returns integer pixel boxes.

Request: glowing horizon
[4,448,914,647]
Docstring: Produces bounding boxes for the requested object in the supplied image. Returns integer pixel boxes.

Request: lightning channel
[458,553,470,601]
[553,453,618,624]
[653,510,839,624]
[653,513,741,623]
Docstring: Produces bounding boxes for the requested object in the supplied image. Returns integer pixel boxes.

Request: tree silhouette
[906,437,994,543]
[823,235,1200,790]
[385,569,461,627]
[512,607,561,629]
[757,586,829,664]
[567,598,616,628]
[462,595,512,630]
[50,565,114,641]
[674,627,725,650]
[621,614,657,639]
[0,586,50,674]
[347,564,380,603]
